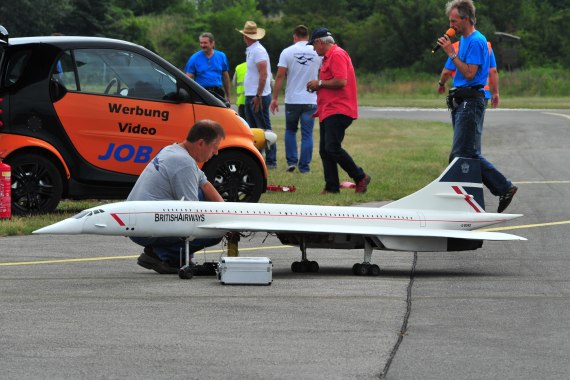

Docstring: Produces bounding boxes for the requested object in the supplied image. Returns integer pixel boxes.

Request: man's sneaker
[355,175,371,194]
[286,165,296,172]
[137,246,179,274]
[497,185,518,213]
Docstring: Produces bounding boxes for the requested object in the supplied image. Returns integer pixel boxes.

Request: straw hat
[236,21,266,40]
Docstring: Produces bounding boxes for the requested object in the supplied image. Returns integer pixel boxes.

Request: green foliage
[1,0,568,75]
[113,0,182,15]
[0,0,74,36]
[56,0,111,36]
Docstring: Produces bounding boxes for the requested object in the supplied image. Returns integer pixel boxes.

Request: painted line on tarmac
[543,112,570,120]
[0,245,291,267]
[514,180,570,184]
[481,220,570,232]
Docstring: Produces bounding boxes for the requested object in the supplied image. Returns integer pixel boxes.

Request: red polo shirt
[314,44,358,122]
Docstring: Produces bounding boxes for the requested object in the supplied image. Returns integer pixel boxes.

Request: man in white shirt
[236,20,276,168]
[270,25,321,173]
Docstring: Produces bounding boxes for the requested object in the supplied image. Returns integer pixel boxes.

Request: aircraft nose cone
[33,218,84,235]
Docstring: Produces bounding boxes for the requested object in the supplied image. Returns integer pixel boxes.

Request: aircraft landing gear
[291,238,320,273]
[352,238,380,276]
[291,259,319,273]
[352,263,380,276]
[179,266,194,279]
[179,238,195,280]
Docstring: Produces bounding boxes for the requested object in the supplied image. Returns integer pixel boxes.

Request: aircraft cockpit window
[94,210,100,214]
[73,210,90,219]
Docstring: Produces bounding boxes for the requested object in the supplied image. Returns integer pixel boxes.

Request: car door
[52,48,197,175]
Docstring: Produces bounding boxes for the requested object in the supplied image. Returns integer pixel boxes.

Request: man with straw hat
[236,21,276,168]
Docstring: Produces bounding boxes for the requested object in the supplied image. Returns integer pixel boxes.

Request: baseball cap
[307,27,332,45]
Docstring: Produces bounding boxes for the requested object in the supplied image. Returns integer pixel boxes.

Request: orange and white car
[0,26,272,214]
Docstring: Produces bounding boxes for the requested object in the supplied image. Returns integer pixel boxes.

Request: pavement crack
[379,251,417,379]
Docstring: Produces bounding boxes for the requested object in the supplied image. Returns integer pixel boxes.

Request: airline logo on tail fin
[439,157,481,184]
[382,158,485,212]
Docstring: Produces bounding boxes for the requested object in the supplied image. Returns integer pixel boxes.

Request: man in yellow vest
[232,61,247,119]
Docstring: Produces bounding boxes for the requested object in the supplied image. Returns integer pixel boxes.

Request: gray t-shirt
[127,143,208,201]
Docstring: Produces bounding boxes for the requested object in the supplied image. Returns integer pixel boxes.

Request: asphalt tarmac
[1,108,569,379]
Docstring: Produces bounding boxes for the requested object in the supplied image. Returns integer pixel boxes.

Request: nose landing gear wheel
[291,260,319,273]
[178,266,194,279]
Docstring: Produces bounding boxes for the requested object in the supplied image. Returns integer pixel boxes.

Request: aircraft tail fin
[384,157,486,213]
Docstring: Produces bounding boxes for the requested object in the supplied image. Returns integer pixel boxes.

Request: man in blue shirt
[438,40,500,108]
[185,32,231,103]
[436,0,517,213]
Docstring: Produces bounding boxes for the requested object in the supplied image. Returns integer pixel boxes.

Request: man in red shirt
[306,28,371,194]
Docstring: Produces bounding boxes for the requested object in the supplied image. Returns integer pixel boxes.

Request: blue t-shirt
[445,42,496,99]
[451,30,489,92]
[184,50,229,88]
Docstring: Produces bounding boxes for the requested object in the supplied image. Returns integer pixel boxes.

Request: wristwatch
[450,53,458,61]
[318,80,322,88]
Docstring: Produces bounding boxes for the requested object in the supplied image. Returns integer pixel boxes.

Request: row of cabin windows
[159,209,415,220]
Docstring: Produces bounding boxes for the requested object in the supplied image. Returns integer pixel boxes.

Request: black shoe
[497,185,518,213]
[286,165,296,172]
[137,246,179,274]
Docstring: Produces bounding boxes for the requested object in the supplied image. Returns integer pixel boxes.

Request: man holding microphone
[436,0,517,213]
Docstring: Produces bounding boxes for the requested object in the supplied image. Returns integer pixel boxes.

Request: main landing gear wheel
[352,263,380,276]
[291,260,319,273]
[178,266,194,280]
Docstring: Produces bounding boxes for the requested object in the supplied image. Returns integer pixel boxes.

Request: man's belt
[448,86,484,98]
[446,86,484,110]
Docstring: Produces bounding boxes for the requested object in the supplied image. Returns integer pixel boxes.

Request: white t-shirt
[244,41,272,96]
[277,41,321,105]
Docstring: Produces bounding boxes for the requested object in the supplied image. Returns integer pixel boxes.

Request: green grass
[0,200,110,236]
[358,95,570,109]
[0,117,451,236]
[262,117,451,205]
[357,67,570,109]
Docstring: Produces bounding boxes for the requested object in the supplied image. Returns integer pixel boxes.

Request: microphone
[432,28,456,53]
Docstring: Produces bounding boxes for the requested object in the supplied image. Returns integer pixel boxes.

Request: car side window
[72,48,177,101]
[3,50,31,86]
[51,50,77,91]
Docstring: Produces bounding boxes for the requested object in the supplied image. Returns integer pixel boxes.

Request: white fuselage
[36,200,522,241]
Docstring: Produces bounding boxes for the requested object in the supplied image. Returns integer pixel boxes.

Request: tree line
[1,0,568,75]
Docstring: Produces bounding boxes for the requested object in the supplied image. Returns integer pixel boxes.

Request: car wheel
[7,154,63,215]
[202,150,264,203]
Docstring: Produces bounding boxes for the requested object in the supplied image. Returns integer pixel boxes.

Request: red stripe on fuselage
[110,213,126,226]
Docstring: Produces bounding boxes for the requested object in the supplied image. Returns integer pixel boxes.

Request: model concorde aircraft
[34,157,526,277]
